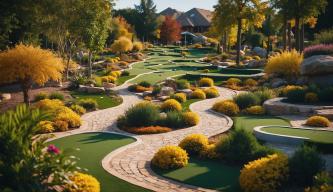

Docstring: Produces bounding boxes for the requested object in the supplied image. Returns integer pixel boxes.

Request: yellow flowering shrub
[101,76,117,83]
[239,154,289,192]
[204,87,220,98]
[55,107,82,128]
[244,105,265,115]
[53,120,69,132]
[306,116,331,127]
[282,85,303,96]
[161,99,182,112]
[179,134,209,156]
[198,77,214,87]
[305,92,319,103]
[191,89,206,99]
[212,100,240,116]
[37,121,54,133]
[226,78,242,86]
[199,144,218,159]
[35,99,64,111]
[111,71,122,78]
[243,78,258,87]
[171,93,187,103]
[265,50,303,78]
[67,173,100,192]
[152,146,189,169]
[182,112,200,126]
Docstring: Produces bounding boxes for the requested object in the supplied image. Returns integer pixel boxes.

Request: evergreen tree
[135,0,158,42]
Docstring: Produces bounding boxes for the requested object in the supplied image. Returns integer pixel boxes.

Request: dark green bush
[160,111,185,129]
[122,71,130,76]
[34,92,48,101]
[176,79,190,89]
[77,98,98,111]
[128,84,137,92]
[318,87,333,102]
[49,92,65,101]
[138,81,151,88]
[233,92,260,109]
[286,88,306,103]
[216,128,274,164]
[289,145,325,187]
[152,85,162,95]
[122,102,160,127]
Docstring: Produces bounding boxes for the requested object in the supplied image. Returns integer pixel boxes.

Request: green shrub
[179,134,209,156]
[138,81,151,88]
[216,128,274,164]
[122,102,160,128]
[161,111,185,129]
[34,92,48,101]
[77,99,98,111]
[254,88,276,105]
[122,71,130,76]
[176,80,190,89]
[233,92,260,109]
[289,145,325,187]
[70,104,86,115]
[318,87,333,102]
[152,85,162,95]
[286,88,306,103]
[49,92,65,101]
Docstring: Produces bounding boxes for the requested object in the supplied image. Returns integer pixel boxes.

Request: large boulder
[253,47,267,58]
[160,87,174,96]
[301,55,333,76]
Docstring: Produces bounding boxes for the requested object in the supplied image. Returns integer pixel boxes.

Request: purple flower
[47,144,60,154]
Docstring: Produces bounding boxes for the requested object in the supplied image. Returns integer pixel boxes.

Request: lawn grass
[233,115,290,132]
[71,91,122,109]
[182,99,202,111]
[117,75,137,85]
[153,158,241,191]
[50,133,149,192]
[262,126,333,144]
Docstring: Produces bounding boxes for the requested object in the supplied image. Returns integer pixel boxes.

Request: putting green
[71,91,123,110]
[262,126,333,144]
[50,133,150,192]
[234,115,290,132]
[153,158,241,191]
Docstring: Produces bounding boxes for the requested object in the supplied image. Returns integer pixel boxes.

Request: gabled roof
[159,7,183,18]
[176,8,213,27]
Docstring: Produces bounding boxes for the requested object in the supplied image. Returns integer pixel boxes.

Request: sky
[114,0,218,12]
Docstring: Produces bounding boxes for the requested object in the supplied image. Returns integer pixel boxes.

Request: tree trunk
[295,16,300,51]
[21,81,32,105]
[88,51,93,78]
[266,37,270,59]
[65,51,71,80]
[300,20,305,52]
[236,18,242,66]
[287,22,292,51]
[283,14,287,51]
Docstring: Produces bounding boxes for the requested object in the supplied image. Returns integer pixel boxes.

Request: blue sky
[114,0,218,12]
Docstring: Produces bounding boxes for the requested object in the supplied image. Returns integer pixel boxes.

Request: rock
[178,89,193,96]
[218,62,234,67]
[253,47,267,58]
[78,85,88,92]
[103,82,116,89]
[1,93,11,100]
[143,91,152,97]
[248,59,266,68]
[271,78,287,88]
[158,96,169,101]
[160,87,174,96]
[315,109,333,120]
[86,86,105,94]
[307,74,333,86]
[301,55,333,76]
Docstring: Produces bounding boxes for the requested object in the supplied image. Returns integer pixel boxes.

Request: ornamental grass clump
[34,92,48,102]
[212,100,240,116]
[176,79,190,89]
[254,88,276,105]
[243,78,258,87]
[198,77,214,87]
[77,98,98,111]
[226,78,242,86]
[204,87,220,98]
[152,146,189,169]
[179,134,209,156]
[162,111,185,129]
[239,154,289,192]
[161,99,182,112]
[233,92,260,109]
[182,112,200,126]
[304,44,333,58]
[49,92,65,101]
[306,116,331,127]
[265,50,303,78]
[243,105,265,115]
[171,93,187,103]
[67,173,100,192]
[191,89,206,99]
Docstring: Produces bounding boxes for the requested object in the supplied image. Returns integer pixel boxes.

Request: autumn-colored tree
[160,16,181,44]
[0,44,64,104]
[111,37,133,54]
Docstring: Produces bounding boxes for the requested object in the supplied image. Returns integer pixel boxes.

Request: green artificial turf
[71,91,123,109]
[233,115,290,132]
[116,75,137,85]
[262,126,333,144]
[50,133,150,192]
[153,158,241,191]
[182,99,202,111]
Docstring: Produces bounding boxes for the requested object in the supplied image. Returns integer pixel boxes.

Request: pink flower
[47,144,60,154]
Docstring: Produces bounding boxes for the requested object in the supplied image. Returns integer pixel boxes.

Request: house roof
[159,7,183,18]
[176,8,213,27]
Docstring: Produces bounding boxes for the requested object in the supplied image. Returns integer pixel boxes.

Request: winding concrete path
[52,81,237,192]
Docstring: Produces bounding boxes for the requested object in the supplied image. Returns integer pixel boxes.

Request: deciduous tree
[0,44,64,104]
[160,16,181,44]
